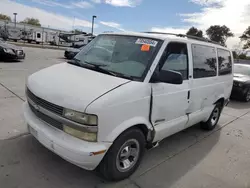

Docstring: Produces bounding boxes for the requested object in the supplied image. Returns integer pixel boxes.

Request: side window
[218,49,232,75]
[192,44,217,79]
[161,42,188,80]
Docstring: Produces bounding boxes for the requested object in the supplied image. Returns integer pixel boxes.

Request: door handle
[187,90,190,100]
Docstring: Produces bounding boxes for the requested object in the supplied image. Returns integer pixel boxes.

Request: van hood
[233,73,250,83]
[27,63,130,112]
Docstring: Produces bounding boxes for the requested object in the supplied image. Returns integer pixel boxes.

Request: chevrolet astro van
[23,32,233,181]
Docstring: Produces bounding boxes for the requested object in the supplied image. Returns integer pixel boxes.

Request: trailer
[0,20,94,45]
[1,20,92,44]
[0,26,23,41]
[46,31,57,44]
[0,25,8,40]
[51,32,95,47]
[24,30,47,44]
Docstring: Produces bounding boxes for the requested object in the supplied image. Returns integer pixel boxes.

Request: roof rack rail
[143,32,224,46]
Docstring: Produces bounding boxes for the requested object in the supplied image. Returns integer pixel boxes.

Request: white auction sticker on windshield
[135,38,158,47]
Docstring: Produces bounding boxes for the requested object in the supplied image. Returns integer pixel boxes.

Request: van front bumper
[23,102,111,170]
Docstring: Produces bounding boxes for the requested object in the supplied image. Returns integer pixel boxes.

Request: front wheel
[201,103,222,130]
[99,128,146,181]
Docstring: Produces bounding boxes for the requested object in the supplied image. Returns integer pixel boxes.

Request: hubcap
[116,139,140,172]
[211,107,220,126]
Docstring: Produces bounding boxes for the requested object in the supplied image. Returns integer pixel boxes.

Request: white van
[23,32,233,181]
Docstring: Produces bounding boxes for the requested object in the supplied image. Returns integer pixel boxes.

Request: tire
[99,128,146,181]
[243,88,250,102]
[201,103,222,131]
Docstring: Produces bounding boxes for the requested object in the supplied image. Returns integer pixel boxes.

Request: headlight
[234,81,243,87]
[63,125,97,142]
[63,108,98,125]
[3,48,15,54]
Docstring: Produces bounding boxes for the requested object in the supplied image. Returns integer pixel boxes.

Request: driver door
[152,42,191,142]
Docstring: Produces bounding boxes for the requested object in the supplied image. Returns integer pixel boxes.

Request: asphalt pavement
[1,47,250,188]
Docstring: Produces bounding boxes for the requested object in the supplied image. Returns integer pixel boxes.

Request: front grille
[233,81,241,87]
[26,88,63,115]
[29,103,63,130]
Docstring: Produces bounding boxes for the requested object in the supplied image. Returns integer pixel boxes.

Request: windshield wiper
[85,61,135,80]
[82,60,119,77]
[83,60,107,68]
[68,58,104,70]
[67,58,82,67]
[111,72,134,80]
[68,58,134,80]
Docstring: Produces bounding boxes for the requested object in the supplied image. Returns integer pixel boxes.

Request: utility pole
[73,17,76,44]
[91,15,97,36]
[72,16,75,31]
[13,13,17,27]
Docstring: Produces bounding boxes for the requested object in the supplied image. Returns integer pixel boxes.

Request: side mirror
[151,70,183,84]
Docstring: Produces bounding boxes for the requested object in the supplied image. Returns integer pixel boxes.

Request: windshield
[73,34,162,80]
[234,64,250,76]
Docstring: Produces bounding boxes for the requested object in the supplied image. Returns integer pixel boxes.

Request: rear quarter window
[218,49,232,76]
[192,44,217,79]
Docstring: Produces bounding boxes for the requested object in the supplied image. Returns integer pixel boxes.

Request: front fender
[214,94,225,104]
[104,116,153,142]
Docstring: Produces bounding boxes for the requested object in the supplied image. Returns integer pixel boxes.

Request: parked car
[23,32,233,181]
[231,64,250,101]
[64,45,85,59]
[0,40,25,60]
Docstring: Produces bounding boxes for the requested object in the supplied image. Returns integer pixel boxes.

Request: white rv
[0,26,23,41]
[25,30,46,44]
[51,32,94,47]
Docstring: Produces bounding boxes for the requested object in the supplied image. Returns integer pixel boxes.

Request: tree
[186,27,203,37]
[232,51,238,59]
[238,53,247,60]
[20,18,41,26]
[206,25,234,46]
[0,13,11,21]
[240,26,250,49]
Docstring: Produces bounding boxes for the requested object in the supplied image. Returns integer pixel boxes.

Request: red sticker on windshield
[141,44,150,52]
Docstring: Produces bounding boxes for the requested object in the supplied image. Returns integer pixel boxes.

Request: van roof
[101,32,230,50]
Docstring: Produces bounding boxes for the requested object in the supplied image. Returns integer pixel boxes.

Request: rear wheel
[201,103,222,130]
[99,128,145,181]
